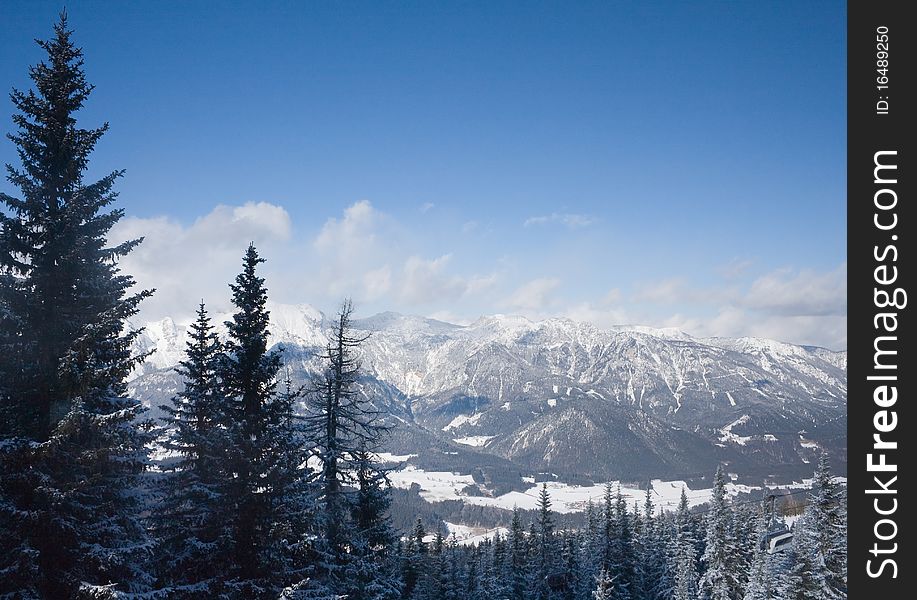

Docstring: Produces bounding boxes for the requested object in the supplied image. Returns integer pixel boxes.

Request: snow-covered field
[420,522,512,546]
[388,466,834,515]
[390,468,714,514]
[452,435,495,447]
[388,466,477,502]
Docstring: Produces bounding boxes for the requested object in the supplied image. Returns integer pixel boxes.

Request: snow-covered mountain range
[128,303,847,484]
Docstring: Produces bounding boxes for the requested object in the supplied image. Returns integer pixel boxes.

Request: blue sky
[0,1,847,348]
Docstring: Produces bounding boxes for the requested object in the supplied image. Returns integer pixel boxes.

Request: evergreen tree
[345,443,402,600]
[599,484,635,600]
[217,244,309,597]
[507,506,529,600]
[305,299,390,588]
[592,569,616,600]
[155,302,227,594]
[401,517,428,599]
[636,486,670,600]
[529,484,558,600]
[730,503,757,599]
[780,454,847,600]
[413,530,446,600]
[806,453,847,598]
[581,499,603,600]
[780,514,820,600]
[742,500,777,600]
[490,530,511,599]
[0,13,154,597]
[671,488,698,600]
[698,466,739,600]
[444,535,463,600]
[560,534,583,600]
[464,545,486,600]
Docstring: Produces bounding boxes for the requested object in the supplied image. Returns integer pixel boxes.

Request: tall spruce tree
[599,484,635,600]
[217,244,309,597]
[672,488,698,600]
[0,13,154,598]
[742,499,777,600]
[155,302,227,594]
[528,484,558,600]
[780,513,820,600]
[780,454,847,600]
[698,466,740,600]
[345,443,402,600]
[507,506,529,600]
[806,453,847,598]
[591,569,616,600]
[636,486,670,600]
[401,517,428,599]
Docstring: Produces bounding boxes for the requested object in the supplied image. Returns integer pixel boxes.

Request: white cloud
[420,202,435,213]
[111,202,292,320]
[114,199,503,323]
[602,288,623,304]
[662,308,846,350]
[400,255,463,304]
[523,213,595,229]
[504,278,561,311]
[362,265,392,300]
[398,255,496,305]
[314,199,380,257]
[625,263,848,349]
[632,278,733,305]
[562,302,633,330]
[742,263,846,316]
[306,200,402,300]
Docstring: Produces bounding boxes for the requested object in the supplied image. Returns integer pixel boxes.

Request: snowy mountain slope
[128,303,847,482]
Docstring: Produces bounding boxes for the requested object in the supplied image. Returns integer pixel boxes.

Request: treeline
[400,460,847,600]
[0,16,847,600]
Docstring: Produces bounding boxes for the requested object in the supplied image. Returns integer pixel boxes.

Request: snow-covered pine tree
[507,506,529,600]
[0,13,155,598]
[698,466,740,600]
[636,486,670,600]
[217,244,310,597]
[489,529,511,599]
[411,529,446,600]
[445,535,464,600]
[401,517,428,598]
[780,454,847,600]
[671,488,698,600]
[742,499,777,600]
[464,545,488,600]
[345,442,402,600]
[730,502,757,598]
[528,483,558,600]
[591,568,616,600]
[779,512,820,600]
[631,502,643,598]
[304,299,392,590]
[580,499,603,600]
[599,484,635,600]
[806,453,847,598]
[155,302,228,594]
[559,533,583,600]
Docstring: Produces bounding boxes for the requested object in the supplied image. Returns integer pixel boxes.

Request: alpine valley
[130,302,846,503]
